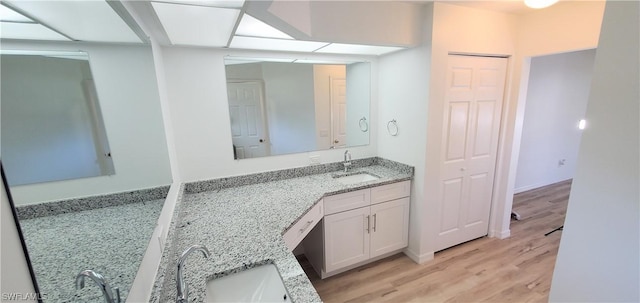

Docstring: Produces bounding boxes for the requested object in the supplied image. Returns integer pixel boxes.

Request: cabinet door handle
[373,213,377,232]
[366,215,370,234]
[299,220,314,234]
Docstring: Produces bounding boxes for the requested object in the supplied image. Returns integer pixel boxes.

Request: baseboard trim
[489,229,511,239]
[403,248,434,264]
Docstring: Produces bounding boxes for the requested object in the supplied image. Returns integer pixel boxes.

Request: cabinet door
[370,197,410,258]
[324,207,371,273]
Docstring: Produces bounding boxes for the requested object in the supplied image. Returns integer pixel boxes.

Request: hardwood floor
[300,180,571,302]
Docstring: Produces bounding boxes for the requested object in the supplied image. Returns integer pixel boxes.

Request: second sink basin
[205,264,291,303]
[334,172,380,185]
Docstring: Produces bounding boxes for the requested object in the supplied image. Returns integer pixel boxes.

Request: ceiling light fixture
[235,14,293,39]
[152,0,244,9]
[230,36,328,52]
[315,43,404,56]
[524,0,559,9]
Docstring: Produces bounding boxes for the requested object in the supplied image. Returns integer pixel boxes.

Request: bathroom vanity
[302,180,411,279]
[152,158,413,303]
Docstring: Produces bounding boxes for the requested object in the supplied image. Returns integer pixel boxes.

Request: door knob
[259,139,264,143]
[460,167,466,171]
[334,140,339,143]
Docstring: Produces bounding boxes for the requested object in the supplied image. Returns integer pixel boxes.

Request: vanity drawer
[371,181,410,205]
[284,201,324,251]
[323,189,371,215]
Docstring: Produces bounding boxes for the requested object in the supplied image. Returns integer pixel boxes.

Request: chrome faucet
[177,245,210,303]
[75,270,120,303]
[343,150,352,172]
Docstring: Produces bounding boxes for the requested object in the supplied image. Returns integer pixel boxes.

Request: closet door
[436,55,508,251]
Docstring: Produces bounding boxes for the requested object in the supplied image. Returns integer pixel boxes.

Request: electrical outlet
[558,159,566,167]
[309,155,321,165]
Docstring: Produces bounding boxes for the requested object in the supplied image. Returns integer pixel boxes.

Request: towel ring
[387,119,399,136]
[359,117,369,132]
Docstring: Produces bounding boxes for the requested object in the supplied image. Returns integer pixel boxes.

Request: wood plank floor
[300,180,571,302]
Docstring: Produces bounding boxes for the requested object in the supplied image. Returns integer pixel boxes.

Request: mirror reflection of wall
[1,51,115,186]
[1,43,172,303]
[224,59,371,159]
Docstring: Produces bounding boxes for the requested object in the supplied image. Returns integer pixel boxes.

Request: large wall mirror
[1,50,115,186]
[1,44,172,302]
[224,57,371,159]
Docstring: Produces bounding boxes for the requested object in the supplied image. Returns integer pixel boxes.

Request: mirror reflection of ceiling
[147,0,415,55]
[0,0,147,43]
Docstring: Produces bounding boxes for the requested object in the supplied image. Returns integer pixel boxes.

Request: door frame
[329,76,347,149]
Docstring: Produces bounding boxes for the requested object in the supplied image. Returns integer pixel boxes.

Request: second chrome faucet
[176,244,210,303]
[75,270,120,303]
[343,150,352,172]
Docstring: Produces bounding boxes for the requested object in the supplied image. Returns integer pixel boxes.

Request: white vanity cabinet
[304,180,411,278]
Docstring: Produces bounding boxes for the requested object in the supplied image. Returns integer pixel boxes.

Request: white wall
[378,1,603,261]
[346,62,371,147]
[161,47,377,183]
[2,41,172,205]
[494,0,605,239]
[377,3,432,263]
[2,55,104,185]
[514,49,596,193]
[262,63,317,155]
[549,1,639,301]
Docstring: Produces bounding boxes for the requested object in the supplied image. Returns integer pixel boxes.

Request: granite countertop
[159,163,412,303]
[19,199,165,302]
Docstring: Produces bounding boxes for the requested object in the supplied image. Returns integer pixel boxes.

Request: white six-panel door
[227,81,269,159]
[331,77,347,148]
[435,55,508,252]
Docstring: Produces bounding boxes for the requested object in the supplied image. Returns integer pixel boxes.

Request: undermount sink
[205,264,291,303]
[334,172,380,185]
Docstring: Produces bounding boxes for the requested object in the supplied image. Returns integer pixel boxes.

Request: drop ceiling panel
[4,0,141,42]
[0,22,70,41]
[152,2,239,47]
[230,36,328,52]
[153,0,245,9]
[236,14,292,39]
[316,43,404,56]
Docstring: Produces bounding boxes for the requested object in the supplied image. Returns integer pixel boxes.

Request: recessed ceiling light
[315,43,404,56]
[524,0,559,9]
[230,36,328,52]
[152,2,240,47]
[152,0,244,9]
[0,22,70,41]
[0,4,32,22]
[235,14,292,39]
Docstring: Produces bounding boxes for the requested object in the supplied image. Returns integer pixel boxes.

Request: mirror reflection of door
[331,77,347,149]
[227,81,270,159]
